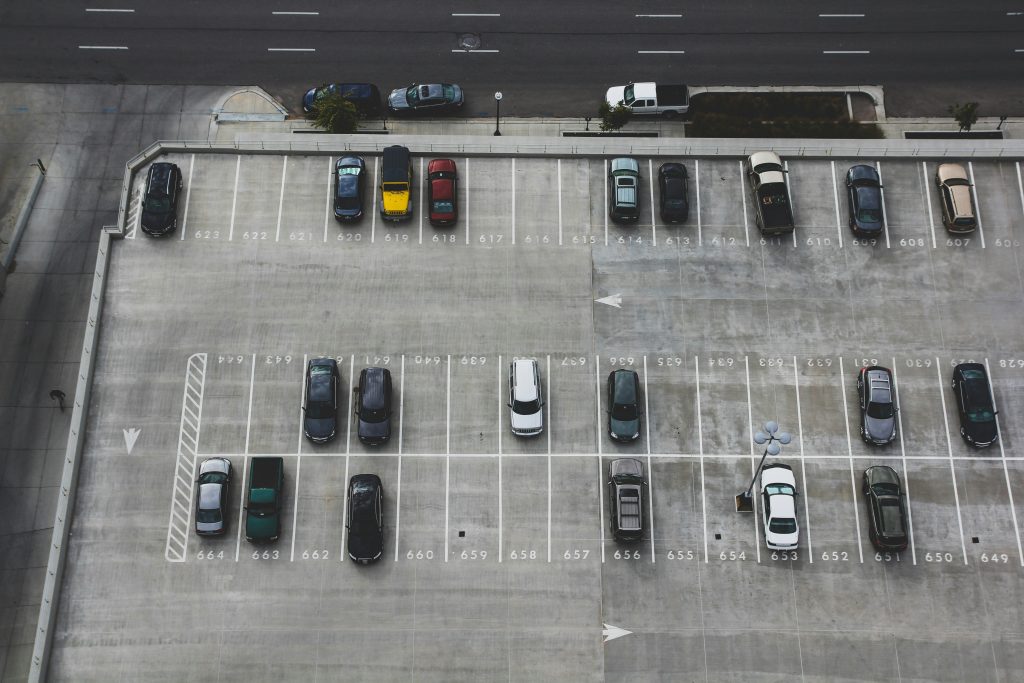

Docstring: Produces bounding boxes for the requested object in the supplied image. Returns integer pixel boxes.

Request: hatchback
[935,163,977,233]
[607,369,642,442]
[304,358,340,443]
[141,162,183,236]
[857,366,897,445]
[862,465,909,551]
[355,367,393,445]
[427,159,458,227]
[846,165,884,236]
[951,363,998,447]
[508,359,543,436]
[347,474,384,563]
[658,163,689,223]
[334,156,366,222]
[607,458,646,542]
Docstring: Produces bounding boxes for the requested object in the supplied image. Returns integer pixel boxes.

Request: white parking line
[1016,162,1024,219]
[228,155,240,240]
[740,160,749,247]
[783,160,797,248]
[498,355,503,562]
[936,359,969,564]
[418,158,424,245]
[339,355,354,563]
[85,8,135,12]
[830,161,843,248]
[604,159,609,246]
[596,355,605,562]
[875,161,891,249]
[557,160,563,246]
[638,50,685,54]
[510,158,517,244]
[967,161,986,248]
[244,354,256,460]
[695,356,708,563]
[234,355,257,562]
[921,162,938,249]
[547,354,552,562]
[644,356,655,563]
[321,157,330,243]
[165,353,207,562]
[371,156,379,244]
[985,359,1024,566]
[180,154,194,241]
[793,357,813,563]
[464,157,470,245]
[695,159,702,246]
[290,354,307,561]
[394,355,405,561]
[445,354,451,562]
[277,156,288,243]
[649,159,657,246]
[838,358,864,562]
[636,14,682,17]
[744,356,761,562]
[890,359,917,565]
[346,355,354,453]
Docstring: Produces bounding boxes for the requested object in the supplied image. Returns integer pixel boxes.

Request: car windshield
[196,508,221,523]
[611,403,637,421]
[769,517,797,534]
[967,408,995,422]
[513,398,540,415]
[765,483,794,496]
[867,401,894,419]
[432,200,454,213]
[857,208,882,222]
[361,407,387,423]
[442,84,456,101]
[880,501,905,534]
[623,85,635,104]
[199,472,227,485]
[406,86,421,104]
[146,197,170,213]
[664,199,685,209]
[945,177,969,186]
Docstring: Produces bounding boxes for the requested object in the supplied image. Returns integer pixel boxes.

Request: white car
[508,359,543,436]
[760,463,799,550]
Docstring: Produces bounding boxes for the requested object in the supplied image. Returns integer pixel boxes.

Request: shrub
[598,100,632,131]
[311,92,360,134]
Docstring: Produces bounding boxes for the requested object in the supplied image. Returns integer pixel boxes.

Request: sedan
[862,465,909,551]
[195,457,231,536]
[334,156,366,222]
[302,83,382,117]
[607,369,642,442]
[387,83,464,115]
[303,358,339,443]
[658,162,689,223]
[347,474,384,564]
[760,463,799,550]
[427,158,458,226]
[952,363,998,447]
[857,365,897,445]
[846,164,884,236]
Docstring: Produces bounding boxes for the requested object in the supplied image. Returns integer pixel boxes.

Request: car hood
[511,409,543,432]
[610,416,640,440]
[358,417,390,442]
[246,512,278,538]
[966,419,998,444]
[304,417,335,440]
[349,528,383,561]
[141,207,173,230]
[766,529,799,548]
[605,86,626,107]
[864,415,895,442]
[388,88,411,110]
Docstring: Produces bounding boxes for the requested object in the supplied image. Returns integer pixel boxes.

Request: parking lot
[52,151,1024,681]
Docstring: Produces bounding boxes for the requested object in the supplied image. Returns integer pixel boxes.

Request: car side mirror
[506,402,512,408]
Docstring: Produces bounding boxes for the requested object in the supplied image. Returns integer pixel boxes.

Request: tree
[598,100,632,132]
[948,102,980,133]
[311,92,360,134]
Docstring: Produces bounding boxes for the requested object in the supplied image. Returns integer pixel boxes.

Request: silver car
[508,359,544,436]
[195,457,232,536]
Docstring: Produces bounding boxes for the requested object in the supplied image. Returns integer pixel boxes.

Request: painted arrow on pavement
[595,294,622,308]
[123,427,141,455]
[602,623,632,643]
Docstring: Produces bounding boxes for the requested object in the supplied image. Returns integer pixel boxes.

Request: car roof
[866,465,900,486]
[610,458,643,478]
[360,368,389,411]
[659,162,686,177]
[749,151,782,169]
[761,463,796,487]
[770,495,796,518]
[198,482,223,509]
[430,177,454,201]
[611,157,639,173]
[937,163,968,183]
[428,158,456,173]
[512,359,539,401]
[612,370,638,403]
[848,164,879,183]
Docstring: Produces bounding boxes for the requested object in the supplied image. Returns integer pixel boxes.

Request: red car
[427,159,458,227]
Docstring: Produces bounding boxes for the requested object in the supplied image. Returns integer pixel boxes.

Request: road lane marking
[371,156,379,243]
[78,45,128,49]
[604,159,609,246]
[511,158,516,244]
[823,50,870,54]
[745,356,761,562]
[445,355,451,561]
[890,359,917,565]
[228,155,240,240]
[596,355,605,562]
[784,160,797,247]
[636,14,682,17]
[557,159,563,246]
[649,159,657,246]
[277,156,288,243]
[875,161,890,249]
[830,161,843,247]
[547,354,552,562]
[498,356,503,562]
[793,357,813,563]
[179,154,195,241]
[268,48,315,52]
[695,159,702,246]
[419,157,425,245]
[452,12,500,16]
[695,356,708,563]
[921,161,937,248]
[165,353,207,562]
[464,157,470,245]
[838,358,864,562]
[740,160,749,246]
[936,359,969,564]
[451,49,500,53]
[272,11,320,15]
[967,161,986,248]
[321,156,332,243]
[644,356,655,563]
[394,355,405,561]
[290,354,306,561]
[638,50,685,54]
[85,8,135,12]
[819,13,865,17]
[1016,162,1024,219]
[985,359,1024,566]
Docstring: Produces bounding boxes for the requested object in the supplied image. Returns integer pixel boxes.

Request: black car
[862,465,909,551]
[846,164,884,237]
[195,457,231,536]
[387,83,464,115]
[334,156,366,222]
[355,367,393,445]
[856,366,897,445]
[607,459,646,542]
[607,369,642,442]
[658,162,689,223]
[303,83,382,117]
[140,162,183,236]
[347,474,384,563]
[951,363,998,447]
[303,358,339,443]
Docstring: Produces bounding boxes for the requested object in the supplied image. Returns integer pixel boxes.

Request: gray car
[195,457,232,536]
[607,369,642,442]
[857,366,897,445]
[608,158,641,223]
[607,458,646,542]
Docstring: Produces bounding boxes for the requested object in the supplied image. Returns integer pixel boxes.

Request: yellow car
[380,145,412,220]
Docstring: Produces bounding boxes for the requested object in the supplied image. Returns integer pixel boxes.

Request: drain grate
[458,33,481,50]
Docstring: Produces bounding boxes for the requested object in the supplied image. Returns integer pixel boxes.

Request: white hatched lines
[164,353,208,562]
[125,185,143,239]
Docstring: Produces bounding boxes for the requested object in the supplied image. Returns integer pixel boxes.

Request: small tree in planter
[598,100,632,132]
[311,92,360,134]
[948,102,980,133]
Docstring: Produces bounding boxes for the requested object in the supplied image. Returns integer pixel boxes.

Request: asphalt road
[1,3,1023,117]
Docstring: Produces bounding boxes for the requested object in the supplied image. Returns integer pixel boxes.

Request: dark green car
[607,369,642,442]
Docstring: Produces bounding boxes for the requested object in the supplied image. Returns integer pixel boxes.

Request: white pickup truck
[605,82,690,118]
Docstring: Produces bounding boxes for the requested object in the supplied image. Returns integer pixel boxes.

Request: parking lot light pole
[736,420,791,512]
[493,91,502,136]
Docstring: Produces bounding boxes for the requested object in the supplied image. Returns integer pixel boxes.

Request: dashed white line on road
[638,50,685,54]
[268,48,315,52]
[452,49,500,53]
[228,155,240,240]
[179,154,194,241]
[823,50,870,54]
[452,12,500,16]
[936,359,969,565]
[890,360,917,564]
[793,357,813,563]
[78,45,128,49]
[636,14,682,17]
[85,8,135,12]
[819,13,864,17]
[272,11,320,15]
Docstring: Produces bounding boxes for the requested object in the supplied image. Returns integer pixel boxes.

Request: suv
[380,145,413,221]
[951,363,998,447]
[608,158,641,223]
[607,458,646,542]
[856,366,897,445]
[355,367,393,445]
[862,466,909,551]
[658,162,689,223]
[346,474,384,564]
[607,369,642,442]
[508,359,543,436]
[303,358,340,443]
[935,163,976,233]
[140,162,183,236]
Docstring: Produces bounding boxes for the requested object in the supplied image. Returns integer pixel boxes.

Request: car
[380,145,413,221]
[856,366,897,445]
[355,367,393,445]
[607,369,642,442]
[427,159,458,227]
[608,158,641,223]
[140,162,183,237]
[387,83,464,115]
[303,358,340,443]
[845,164,884,236]
[302,83,382,117]
[862,465,909,551]
[508,359,543,436]
[607,459,646,542]
[935,163,977,233]
[951,363,998,447]
[195,457,231,536]
[658,162,689,223]
[334,156,366,222]
[760,463,799,550]
[346,474,384,563]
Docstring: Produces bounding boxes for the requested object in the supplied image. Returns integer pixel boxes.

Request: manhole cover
[458,33,481,50]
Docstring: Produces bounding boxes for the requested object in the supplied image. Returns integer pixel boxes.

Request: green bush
[690,93,847,121]
[310,92,360,134]
[689,112,882,139]
[598,100,632,131]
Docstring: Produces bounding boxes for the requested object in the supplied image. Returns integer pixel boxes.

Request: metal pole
[743,446,771,498]
[494,91,502,136]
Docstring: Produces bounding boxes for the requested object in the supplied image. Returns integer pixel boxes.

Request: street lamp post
[493,91,502,136]
[735,420,792,512]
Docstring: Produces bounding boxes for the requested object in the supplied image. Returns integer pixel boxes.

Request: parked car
[427,158,458,227]
[951,363,998,447]
[658,162,689,223]
[245,457,284,542]
[387,83,464,115]
[195,457,231,536]
[760,463,799,550]
[607,369,642,442]
[508,358,543,436]
[302,83,382,117]
[607,458,646,542]
[747,151,794,235]
[608,158,641,223]
[862,465,909,551]
[857,366,897,445]
[347,474,384,563]
[380,145,413,221]
[304,358,340,443]
[355,367,393,445]
[846,164,884,236]
[140,162,183,237]
[935,163,976,233]
[334,156,366,222]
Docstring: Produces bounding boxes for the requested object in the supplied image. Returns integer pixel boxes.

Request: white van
[508,359,544,436]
